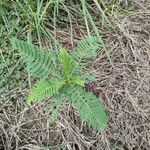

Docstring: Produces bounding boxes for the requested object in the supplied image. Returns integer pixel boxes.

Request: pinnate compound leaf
[58,48,72,77]
[72,76,85,86]
[71,35,101,78]
[67,86,108,130]
[11,38,54,79]
[27,79,65,105]
[72,35,100,60]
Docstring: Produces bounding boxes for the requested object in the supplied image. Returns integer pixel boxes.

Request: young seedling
[11,36,108,131]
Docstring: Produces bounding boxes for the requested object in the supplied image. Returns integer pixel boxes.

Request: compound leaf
[27,79,65,105]
[72,35,100,61]
[72,76,85,86]
[71,35,101,77]
[58,48,72,77]
[67,86,108,130]
[11,38,55,79]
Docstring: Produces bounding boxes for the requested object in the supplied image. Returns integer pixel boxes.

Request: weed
[11,35,108,131]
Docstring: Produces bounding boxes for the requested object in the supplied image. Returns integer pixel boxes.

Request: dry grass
[0,1,150,150]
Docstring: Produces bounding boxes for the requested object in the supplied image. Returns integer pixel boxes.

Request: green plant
[11,36,108,131]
